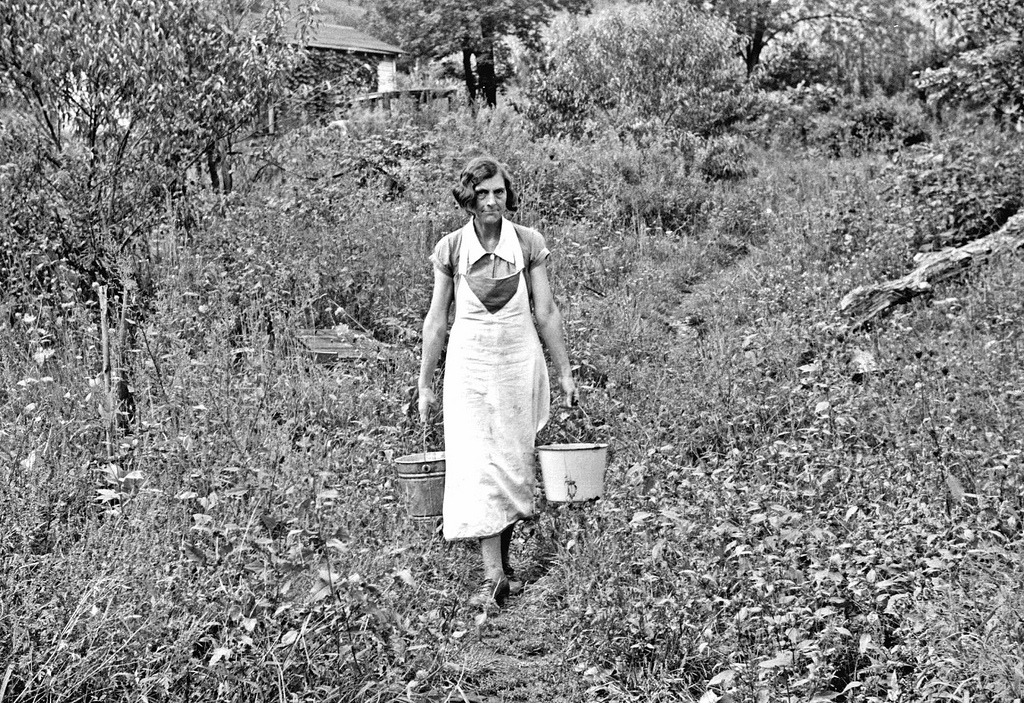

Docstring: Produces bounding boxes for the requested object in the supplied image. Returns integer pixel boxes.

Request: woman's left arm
[530,261,579,407]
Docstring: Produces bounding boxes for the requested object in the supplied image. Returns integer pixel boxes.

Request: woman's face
[470,173,507,225]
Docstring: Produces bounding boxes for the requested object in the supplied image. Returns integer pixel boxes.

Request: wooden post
[98,286,113,459]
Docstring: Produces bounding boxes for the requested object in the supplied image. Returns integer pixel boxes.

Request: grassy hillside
[2,104,1022,701]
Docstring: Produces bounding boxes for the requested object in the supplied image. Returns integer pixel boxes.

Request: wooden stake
[98,285,113,459]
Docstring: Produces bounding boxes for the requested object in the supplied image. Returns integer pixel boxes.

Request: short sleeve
[519,226,551,269]
[430,233,457,277]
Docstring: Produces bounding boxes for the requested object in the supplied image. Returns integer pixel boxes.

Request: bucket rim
[536,442,608,452]
[395,451,446,464]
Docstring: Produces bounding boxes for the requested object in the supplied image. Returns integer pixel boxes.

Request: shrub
[811,94,931,157]
[748,89,930,156]
[696,134,757,181]
[892,126,1024,250]
[0,0,302,311]
[522,0,753,140]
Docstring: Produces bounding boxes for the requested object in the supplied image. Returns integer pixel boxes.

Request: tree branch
[765,13,870,43]
[839,212,1024,330]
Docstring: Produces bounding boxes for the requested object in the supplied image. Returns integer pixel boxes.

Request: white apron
[442,222,550,540]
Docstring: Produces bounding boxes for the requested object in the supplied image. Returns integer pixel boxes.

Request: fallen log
[839,212,1024,329]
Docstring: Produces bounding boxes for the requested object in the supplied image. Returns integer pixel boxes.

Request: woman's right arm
[418,268,454,422]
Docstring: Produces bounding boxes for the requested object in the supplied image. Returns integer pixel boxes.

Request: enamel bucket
[537,443,608,502]
[395,451,446,518]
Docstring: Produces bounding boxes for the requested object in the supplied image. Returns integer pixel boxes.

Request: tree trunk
[839,213,1024,330]
[477,35,498,107]
[461,48,478,105]
[205,139,232,194]
[206,142,221,192]
[744,19,767,75]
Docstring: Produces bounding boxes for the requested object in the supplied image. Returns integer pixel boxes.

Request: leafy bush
[696,134,757,181]
[0,0,303,310]
[918,0,1024,123]
[522,0,753,140]
[748,89,930,156]
[811,94,931,157]
[893,126,1024,250]
[759,40,846,92]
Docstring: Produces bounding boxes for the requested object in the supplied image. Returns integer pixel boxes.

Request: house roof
[293,23,403,57]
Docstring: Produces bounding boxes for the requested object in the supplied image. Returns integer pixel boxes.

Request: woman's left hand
[559,372,578,408]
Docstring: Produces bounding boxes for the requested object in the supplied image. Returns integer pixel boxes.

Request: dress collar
[461,217,518,267]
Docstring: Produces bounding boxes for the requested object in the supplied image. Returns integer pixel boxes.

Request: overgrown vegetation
[2,1,1024,701]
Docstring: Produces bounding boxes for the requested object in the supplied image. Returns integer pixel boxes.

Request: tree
[524,1,751,139]
[0,0,307,301]
[692,0,928,86]
[362,0,591,107]
[917,0,1024,122]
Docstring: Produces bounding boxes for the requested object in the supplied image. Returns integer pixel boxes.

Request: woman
[418,155,578,608]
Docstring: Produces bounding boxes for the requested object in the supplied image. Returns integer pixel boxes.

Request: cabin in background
[269,23,404,132]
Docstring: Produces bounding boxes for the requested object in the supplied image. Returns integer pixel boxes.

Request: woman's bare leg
[480,535,504,583]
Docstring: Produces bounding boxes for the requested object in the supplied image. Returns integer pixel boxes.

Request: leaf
[95,488,122,503]
[208,646,232,666]
[858,633,872,654]
[850,348,877,374]
[708,669,736,687]
[393,568,415,587]
[814,400,831,414]
[280,630,299,646]
[759,651,794,668]
[19,451,38,470]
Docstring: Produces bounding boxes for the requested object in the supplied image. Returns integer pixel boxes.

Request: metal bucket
[537,443,608,502]
[395,451,446,518]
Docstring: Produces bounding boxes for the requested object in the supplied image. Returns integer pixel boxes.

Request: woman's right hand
[418,387,437,424]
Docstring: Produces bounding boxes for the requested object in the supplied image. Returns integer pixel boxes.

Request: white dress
[441,219,550,540]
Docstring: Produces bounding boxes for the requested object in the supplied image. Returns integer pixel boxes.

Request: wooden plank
[294,329,368,364]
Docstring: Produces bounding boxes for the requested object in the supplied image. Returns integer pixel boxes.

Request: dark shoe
[504,566,524,595]
[470,575,510,609]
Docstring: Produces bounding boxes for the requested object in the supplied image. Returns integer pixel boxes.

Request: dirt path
[441,578,582,702]
[431,522,594,702]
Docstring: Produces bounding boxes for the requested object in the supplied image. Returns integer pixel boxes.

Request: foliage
[748,88,930,156]
[758,39,847,90]
[522,0,753,140]
[4,87,1024,702]
[0,0,306,307]
[918,0,1024,122]
[696,134,758,181]
[810,94,931,156]
[891,126,1024,250]
[361,0,591,106]
[694,0,932,91]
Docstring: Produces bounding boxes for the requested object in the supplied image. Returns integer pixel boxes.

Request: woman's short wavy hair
[451,155,519,213]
